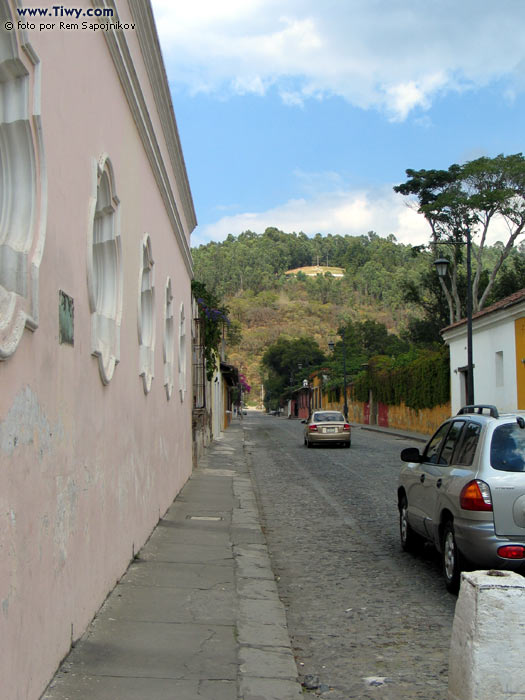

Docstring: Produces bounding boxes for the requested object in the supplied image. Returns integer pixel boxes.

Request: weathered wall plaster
[0,385,62,458]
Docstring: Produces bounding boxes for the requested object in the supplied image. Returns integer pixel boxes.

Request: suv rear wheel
[442,521,462,594]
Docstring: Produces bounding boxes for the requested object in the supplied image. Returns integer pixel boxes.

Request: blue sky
[151,0,525,248]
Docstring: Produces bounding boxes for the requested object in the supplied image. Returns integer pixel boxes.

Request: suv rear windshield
[490,424,525,472]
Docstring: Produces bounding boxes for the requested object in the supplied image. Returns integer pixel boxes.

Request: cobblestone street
[245,413,457,700]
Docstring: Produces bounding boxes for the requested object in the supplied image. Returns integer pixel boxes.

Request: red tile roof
[442,288,525,332]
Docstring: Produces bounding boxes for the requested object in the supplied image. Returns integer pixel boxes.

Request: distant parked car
[303,411,351,448]
[398,405,525,592]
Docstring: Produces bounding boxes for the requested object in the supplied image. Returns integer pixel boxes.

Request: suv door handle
[436,478,442,488]
[420,474,425,483]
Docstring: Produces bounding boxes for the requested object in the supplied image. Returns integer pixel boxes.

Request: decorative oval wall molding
[86,154,123,385]
[178,301,186,402]
[163,277,174,400]
[0,2,47,359]
[138,234,155,394]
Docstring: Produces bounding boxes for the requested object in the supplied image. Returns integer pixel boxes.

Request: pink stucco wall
[0,3,194,699]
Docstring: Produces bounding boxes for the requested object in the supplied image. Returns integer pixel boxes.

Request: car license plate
[325,427,336,433]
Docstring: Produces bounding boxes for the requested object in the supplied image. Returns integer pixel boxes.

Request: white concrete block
[448,570,525,700]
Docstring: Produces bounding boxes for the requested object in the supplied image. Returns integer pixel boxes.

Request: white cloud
[191,185,430,247]
[384,73,448,122]
[279,89,306,107]
[152,0,525,120]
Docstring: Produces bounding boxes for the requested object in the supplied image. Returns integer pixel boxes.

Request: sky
[151,0,525,249]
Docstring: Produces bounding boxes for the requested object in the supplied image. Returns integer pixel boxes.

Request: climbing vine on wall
[352,348,450,410]
[192,280,231,381]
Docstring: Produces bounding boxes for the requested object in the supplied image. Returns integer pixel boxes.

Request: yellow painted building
[516,316,525,410]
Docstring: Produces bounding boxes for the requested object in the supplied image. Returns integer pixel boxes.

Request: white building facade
[442,290,525,415]
[0,3,196,698]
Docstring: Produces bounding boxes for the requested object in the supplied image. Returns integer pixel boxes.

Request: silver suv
[398,405,525,592]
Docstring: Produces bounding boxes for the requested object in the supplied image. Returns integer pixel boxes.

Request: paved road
[244,412,457,700]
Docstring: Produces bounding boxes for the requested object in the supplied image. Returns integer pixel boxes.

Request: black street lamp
[434,258,450,279]
[434,236,474,406]
[329,329,348,420]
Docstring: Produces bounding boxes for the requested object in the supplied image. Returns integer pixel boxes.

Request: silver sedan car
[398,405,525,592]
[303,411,351,448]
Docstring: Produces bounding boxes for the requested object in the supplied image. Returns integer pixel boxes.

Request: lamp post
[329,329,348,420]
[435,234,474,406]
[297,360,309,387]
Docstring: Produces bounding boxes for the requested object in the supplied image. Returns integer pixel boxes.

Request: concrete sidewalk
[42,423,302,700]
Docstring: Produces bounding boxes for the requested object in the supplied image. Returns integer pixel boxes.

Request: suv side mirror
[401,447,423,463]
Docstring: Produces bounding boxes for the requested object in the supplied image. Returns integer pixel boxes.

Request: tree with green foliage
[394,153,525,323]
[400,250,456,346]
[324,319,409,394]
[487,242,525,301]
[400,243,524,347]
[261,336,326,408]
[191,280,241,380]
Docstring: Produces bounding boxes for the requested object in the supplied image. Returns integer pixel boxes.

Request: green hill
[192,227,525,405]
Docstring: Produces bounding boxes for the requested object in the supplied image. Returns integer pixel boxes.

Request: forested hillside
[192,227,525,405]
[193,228,425,306]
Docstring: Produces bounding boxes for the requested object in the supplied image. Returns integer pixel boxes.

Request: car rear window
[313,412,344,422]
[490,424,525,472]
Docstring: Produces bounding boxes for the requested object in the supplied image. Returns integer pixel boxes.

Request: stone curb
[358,424,429,443]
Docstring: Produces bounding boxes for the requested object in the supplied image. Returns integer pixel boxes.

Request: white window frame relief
[178,301,186,402]
[86,154,123,385]
[138,234,155,393]
[495,350,504,388]
[163,277,174,399]
[0,7,47,359]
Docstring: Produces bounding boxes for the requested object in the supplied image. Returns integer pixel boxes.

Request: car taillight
[460,480,493,511]
[498,545,525,559]
[343,424,351,432]
[308,424,318,432]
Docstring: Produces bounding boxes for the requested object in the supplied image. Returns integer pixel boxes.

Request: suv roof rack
[457,405,499,418]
